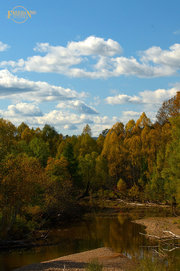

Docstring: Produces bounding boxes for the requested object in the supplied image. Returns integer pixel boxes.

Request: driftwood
[163,231,180,238]
[140,232,161,239]
[140,230,180,240]
[139,230,180,257]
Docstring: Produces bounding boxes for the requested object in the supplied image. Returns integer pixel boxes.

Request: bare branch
[163,231,180,238]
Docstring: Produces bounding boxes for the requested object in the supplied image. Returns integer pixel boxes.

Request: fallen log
[163,231,180,238]
[139,230,180,257]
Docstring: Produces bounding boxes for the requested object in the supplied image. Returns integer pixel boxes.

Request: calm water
[0,209,179,271]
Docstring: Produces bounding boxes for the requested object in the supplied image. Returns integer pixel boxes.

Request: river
[0,208,179,270]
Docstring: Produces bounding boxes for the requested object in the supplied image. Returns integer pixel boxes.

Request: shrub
[135,257,166,271]
[86,259,103,271]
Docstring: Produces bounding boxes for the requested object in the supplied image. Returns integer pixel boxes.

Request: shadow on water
[0,208,179,271]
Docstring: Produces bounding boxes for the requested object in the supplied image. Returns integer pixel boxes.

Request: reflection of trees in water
[92,213,145,256]
[2,212,179,271]
[47,212,146,257]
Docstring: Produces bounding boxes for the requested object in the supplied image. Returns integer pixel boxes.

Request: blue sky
[0,0,179,135]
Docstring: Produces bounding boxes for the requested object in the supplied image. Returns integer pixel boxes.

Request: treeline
[0,92,179,239]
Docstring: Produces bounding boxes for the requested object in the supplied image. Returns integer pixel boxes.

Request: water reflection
[0,210,178,271]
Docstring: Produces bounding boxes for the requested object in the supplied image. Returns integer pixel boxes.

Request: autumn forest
[0,92,179,240]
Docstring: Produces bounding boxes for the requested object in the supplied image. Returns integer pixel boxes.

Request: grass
[85,259,103,271]
[135,256,180,271]
[135,257,167,271]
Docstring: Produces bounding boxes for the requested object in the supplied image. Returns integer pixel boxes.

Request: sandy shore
[14,247,135,271]
[134,216,180,238]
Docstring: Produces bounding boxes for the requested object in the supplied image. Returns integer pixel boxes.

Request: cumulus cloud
[139,87,178,104]
[120,110,157,124]
[1,36,180,78]
[122,111,141,117]
[0,41,9,52]
[120,111,142,123]
[9,103,42,116]
[57,100,98,114]
[140,44,180,69]
[0,69,84,102]
[105,86,179,125]
[0,103,118,136]
[1,36,121,76]
[106,94,141,105]
[67,36,122,56]
[105,86,178,105]
[0,69,104,134]
[0,103,42,118]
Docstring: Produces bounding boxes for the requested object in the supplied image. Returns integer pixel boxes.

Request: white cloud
[105,86,178,125]
[57,100,98,114]
[91,115,119,136]
[2,84,176,135]
[121,110,157,124]
[1,36,121,76]
[0,69,105,134]
[0,103,118,136]
[141,44,180,69]
[0,103,43,120]
[105,86,178,105]
[112,56,175,77]
[1,37,180,78]
[106,94,141,104]
[34,36,121,56]
[34,42,50,52]
[7,103,42,117]
[0,69,84,102]
[120,111,142,124]
[139,87,177,104]
[0,41,9,52]
[67,36,122,56]
[122,111,141,117]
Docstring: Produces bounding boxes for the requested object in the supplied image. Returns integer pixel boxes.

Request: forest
[0,92,179,240]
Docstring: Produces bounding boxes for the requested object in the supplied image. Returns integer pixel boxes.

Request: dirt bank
[134,216,180,238]
[14,247,135,271]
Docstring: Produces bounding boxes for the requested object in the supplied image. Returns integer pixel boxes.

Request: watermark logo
[8,6,36,23]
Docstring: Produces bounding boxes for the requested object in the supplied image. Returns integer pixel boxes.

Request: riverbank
[13,214,180,271]
[10,211,180,271]
[14,247,135,271]
[1,199,171,251]
[134,216,180,238]
[80,197,172,211]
